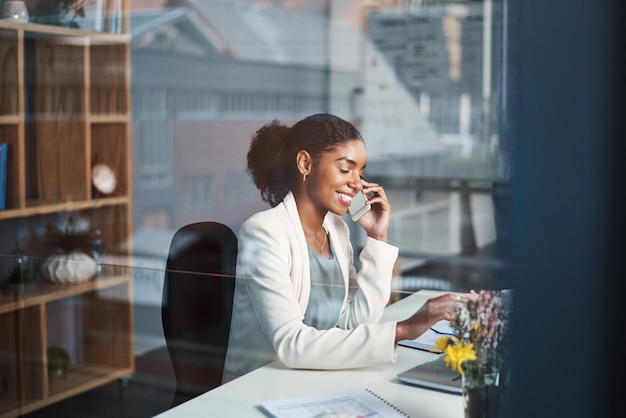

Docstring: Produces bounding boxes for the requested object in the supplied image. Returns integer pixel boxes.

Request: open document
[398,320,455,352]
[259,388,409,417]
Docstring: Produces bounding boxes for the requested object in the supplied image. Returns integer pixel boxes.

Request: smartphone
[348,191,371,222]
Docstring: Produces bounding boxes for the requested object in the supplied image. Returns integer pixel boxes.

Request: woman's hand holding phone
[351,180,391,243]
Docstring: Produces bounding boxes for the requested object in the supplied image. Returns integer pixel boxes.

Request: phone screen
[348,192,370,221]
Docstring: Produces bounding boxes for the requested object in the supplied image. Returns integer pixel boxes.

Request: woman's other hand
[394,293,461,343]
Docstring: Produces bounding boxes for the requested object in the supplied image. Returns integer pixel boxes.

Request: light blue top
[304,243,344,330]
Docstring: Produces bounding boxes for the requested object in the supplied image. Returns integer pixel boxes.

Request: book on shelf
[259,388,409,418]
[0,143,7,210]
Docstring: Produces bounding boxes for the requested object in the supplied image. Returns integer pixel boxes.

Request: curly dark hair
[247,114,363,207]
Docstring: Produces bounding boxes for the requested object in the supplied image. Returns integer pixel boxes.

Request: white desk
[155,290,463,418]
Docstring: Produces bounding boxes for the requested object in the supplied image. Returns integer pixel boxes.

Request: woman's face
[306,139,367,217]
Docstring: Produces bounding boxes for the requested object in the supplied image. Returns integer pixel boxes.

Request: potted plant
[29,0,86,28]
[41,216,98,284]
[47,346,71,382]
[1,264,35,294]
[0,242,35,295]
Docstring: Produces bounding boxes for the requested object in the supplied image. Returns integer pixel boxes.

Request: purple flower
[448,290,510,378]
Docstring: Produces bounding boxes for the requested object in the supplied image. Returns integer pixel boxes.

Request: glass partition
[0,0,511,416]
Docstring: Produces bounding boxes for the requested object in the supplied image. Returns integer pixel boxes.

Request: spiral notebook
[259,388,409,417]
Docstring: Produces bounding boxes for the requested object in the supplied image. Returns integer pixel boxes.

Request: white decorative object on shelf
[42,251,97,284]
[92,162,117,195]
[42,216,99,284]
[0,1,29,22]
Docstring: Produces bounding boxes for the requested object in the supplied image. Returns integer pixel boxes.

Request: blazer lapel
[282,192,311,309]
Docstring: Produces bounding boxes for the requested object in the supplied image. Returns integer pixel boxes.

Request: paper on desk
[259,388,408,418]
[398,320,455,353]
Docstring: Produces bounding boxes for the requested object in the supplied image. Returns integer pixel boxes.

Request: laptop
[396,355,462,394]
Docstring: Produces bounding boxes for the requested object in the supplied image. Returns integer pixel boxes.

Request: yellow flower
[442,341,477,374]
[435,336,456,352]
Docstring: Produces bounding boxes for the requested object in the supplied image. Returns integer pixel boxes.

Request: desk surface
[155,290,463,418]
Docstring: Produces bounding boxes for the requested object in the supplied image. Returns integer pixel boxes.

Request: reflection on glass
[0,0,510,415]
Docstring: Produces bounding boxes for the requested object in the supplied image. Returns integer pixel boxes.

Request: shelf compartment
[44,288,133,390]
[90,43,128,116]
[42,290,133,407]
[21,35,89,208]
[0,306,45,417]
[83,286,133,370]
[27,37,87,118]
[24,119,89,207]
[0,28,19,118]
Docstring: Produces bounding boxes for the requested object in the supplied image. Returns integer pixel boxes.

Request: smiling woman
[223,114,457,382]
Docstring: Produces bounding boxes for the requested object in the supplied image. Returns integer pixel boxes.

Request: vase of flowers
[436,290,510,418]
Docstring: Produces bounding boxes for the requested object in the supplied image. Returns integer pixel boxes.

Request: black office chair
[161,222,238,406]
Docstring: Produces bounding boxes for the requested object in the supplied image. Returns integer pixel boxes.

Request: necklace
[305,226,328,254]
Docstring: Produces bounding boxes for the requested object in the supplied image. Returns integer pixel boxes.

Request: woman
[223,114,456,382]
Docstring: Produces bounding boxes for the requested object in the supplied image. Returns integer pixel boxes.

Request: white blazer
[223,192,400,381]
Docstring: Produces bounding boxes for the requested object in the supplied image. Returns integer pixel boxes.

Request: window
[225,170,257,206]
[181,174,214,212]
[135,89,172,187]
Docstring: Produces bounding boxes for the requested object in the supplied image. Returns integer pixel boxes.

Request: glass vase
[462,372,500,418]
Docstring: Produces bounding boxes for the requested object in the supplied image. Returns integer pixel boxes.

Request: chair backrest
[161,222,238,404]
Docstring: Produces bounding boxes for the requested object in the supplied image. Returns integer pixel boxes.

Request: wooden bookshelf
[0,274,134,418]
[0,5,133,416]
